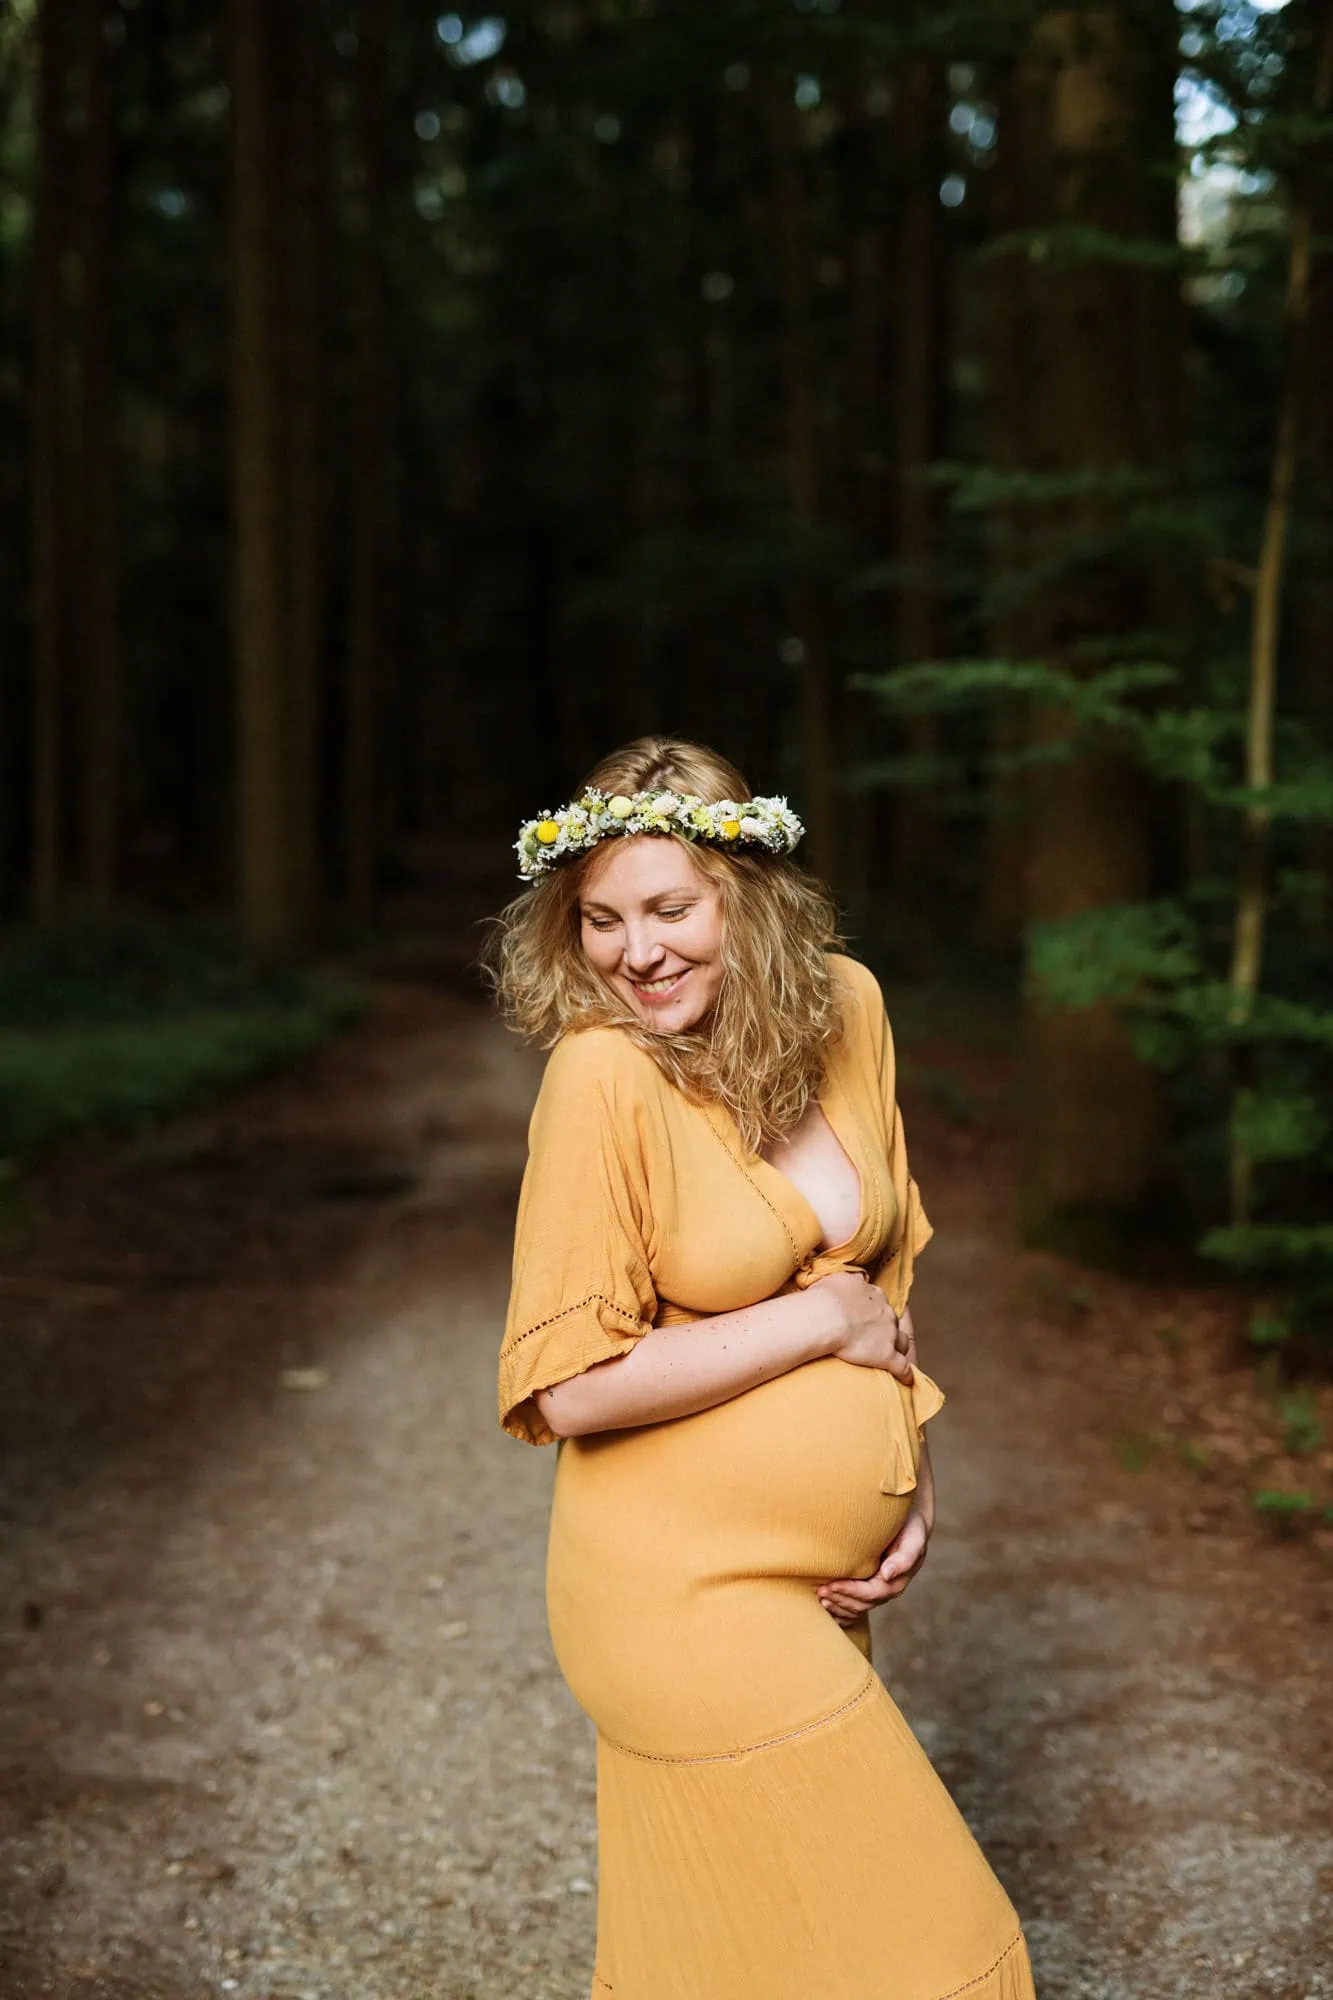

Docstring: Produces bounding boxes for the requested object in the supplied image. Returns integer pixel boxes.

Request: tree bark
[278,0,326,938]
[232,0,325,956]
[890,55,947,892]
[232,0,290,955]
[770,87,835,886]
[78,0,120,908]
[995,3,1183,1244]
[346,0,394,922]
[31,0,76,923]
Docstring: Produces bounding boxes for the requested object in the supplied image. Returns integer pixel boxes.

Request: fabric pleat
[591,1674,1033,2000]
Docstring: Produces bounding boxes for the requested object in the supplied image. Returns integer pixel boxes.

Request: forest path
[1,986,1330,2000]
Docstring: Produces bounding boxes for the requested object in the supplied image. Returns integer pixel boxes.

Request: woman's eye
[660,906,691,921]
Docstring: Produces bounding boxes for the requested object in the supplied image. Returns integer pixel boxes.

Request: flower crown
[514,787,804,881]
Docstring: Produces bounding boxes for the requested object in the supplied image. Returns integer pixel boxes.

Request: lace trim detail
[937,1934,1028,1999]
[700,1114,804,1265]
[501,1292,646,1354]
[600,1671,877,1766]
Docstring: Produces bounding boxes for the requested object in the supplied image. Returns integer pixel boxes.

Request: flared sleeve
[861,975,935,1316]
[499,1030,658,1446]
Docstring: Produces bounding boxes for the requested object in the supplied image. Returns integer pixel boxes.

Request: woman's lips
[628,969,689,1007]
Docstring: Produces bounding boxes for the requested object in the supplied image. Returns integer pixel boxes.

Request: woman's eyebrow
[580,888,700,915]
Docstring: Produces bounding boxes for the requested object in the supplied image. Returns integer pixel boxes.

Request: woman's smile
[579,837,725,1032]
[630,968,690,1002]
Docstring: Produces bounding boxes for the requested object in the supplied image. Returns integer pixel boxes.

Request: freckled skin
[578,838,724,1035]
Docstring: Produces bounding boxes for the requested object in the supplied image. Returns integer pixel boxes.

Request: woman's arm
[534,1270,911,1439]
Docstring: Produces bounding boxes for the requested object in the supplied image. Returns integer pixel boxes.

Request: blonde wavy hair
[483,737,846,1150]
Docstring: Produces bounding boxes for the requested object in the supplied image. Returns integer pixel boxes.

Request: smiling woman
[577,838,727,1031]
[486,740,844,1153]
[483,736,1034,2000]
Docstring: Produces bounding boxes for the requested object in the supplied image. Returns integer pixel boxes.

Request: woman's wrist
[802,1282,845,1362]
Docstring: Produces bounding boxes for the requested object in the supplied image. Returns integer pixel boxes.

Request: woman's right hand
[814,1272,914,1382]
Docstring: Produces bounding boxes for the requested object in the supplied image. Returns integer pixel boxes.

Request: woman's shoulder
[539,1022,664,1104]
[826,950,887,1024]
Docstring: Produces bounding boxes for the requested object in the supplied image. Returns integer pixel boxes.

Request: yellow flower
[608,795,635,819]
[535,819,561,844]
[720,818,741,839]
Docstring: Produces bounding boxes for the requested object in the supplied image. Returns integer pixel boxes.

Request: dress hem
[590,1930,1032,1999]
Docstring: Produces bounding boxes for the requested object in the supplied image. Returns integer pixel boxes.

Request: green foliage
[1274,1386,1323,1458]
[1251,1487,1315,1522]
[1201,1224,1333,1271]
[0,922,362,1161]
[1027,903,1202,1012]
[1114,1429,1164,1474]
[1249,1309,1292,1350]
[1231,1090,1327,1166]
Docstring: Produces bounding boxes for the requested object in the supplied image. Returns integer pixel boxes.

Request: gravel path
[1,987,1330,2000]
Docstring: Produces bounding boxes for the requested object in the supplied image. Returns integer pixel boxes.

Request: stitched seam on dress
[700,1114,804,1265]
[601,1670,877,1766]
[588,1925,1022,2000]
[501,1293,645,1353]
[933,1934,1026,2000]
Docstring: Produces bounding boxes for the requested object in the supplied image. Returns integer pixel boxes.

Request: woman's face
[578,836,725,1033]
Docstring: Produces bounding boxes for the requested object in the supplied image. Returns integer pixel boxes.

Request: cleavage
[759,1102,862,1251]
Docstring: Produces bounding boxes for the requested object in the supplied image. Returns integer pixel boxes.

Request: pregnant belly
[546,1359,924,1758]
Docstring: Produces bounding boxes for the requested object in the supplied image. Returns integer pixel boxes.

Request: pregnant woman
[489,736,1034,2000]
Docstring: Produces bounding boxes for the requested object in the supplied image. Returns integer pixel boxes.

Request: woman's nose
[622,925,666,974]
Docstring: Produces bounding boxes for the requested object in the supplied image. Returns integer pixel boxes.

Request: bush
[0,920,362,1160]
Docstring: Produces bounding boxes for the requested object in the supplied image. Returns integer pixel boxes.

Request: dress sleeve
[861,975,934,1315]
[498,1032,658,1446]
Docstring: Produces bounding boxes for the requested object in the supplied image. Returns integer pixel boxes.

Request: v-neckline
[716,1068,869,1261]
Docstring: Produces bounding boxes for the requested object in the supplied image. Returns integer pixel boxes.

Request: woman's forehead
[581,835,711,903]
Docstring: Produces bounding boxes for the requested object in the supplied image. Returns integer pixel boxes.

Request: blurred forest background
[1,0,1332,1376]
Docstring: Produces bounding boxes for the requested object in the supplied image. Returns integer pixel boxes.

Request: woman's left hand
[817,1506,931,1625]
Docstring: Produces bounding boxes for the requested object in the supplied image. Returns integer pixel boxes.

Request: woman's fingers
[878,1510,930,1581]
[817,1575,894,1619]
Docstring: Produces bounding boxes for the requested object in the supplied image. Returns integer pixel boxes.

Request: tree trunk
[770,87,835,886]
[277,0,325,938]
[997,3,1183,1247]
[30,0,76,923]
[891,56,947,893]
[982,69,1038,954]
[346,0,394,922]
[232,0,290,955]
[78,0,120,908]
[232,0,325,956]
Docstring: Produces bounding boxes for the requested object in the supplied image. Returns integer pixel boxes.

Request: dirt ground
[1,981,1331,2000]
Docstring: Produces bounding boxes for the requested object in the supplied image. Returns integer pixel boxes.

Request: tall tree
[770,81,835,885]
[78,0,120,906]
[346,0,394,923]
[890,53,948,891]
[991,2,1184,1245]
[30,0,75,921]
[231,0,324,955]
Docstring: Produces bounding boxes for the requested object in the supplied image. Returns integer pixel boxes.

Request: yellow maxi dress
[499,953,1035,2000]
